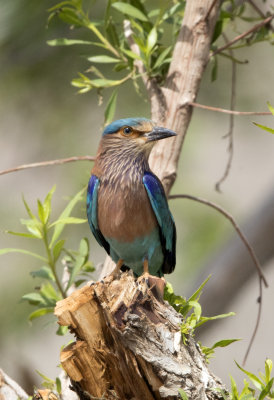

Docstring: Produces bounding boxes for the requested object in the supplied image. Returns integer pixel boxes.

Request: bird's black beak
[144,126,177,142]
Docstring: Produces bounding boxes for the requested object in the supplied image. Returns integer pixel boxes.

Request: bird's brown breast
[97,181,157,242]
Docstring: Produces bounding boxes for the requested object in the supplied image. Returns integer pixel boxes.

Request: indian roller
[86,117,176,279]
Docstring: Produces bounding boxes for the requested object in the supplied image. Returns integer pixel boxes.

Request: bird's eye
[123,126,133,135]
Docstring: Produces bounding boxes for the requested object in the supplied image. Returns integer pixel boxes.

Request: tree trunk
[55,272,227,400]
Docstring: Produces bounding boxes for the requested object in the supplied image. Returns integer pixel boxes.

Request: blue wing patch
[143,171,176,274]
[87,175,110,254]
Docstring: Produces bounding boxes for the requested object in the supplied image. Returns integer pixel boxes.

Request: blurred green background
[0,0,274,393]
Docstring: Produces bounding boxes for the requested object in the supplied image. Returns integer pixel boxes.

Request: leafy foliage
[222,359,274,400]
[164,277,236,360]
[46,0,274,123]
[0,186,94,331]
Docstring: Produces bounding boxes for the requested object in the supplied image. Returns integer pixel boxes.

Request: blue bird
[87,117,176,279]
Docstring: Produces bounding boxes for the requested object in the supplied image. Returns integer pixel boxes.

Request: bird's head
[102,117,176,157]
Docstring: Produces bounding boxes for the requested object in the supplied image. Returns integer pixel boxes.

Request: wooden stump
[55,272,227,400]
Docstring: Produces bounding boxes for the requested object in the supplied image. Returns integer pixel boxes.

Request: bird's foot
[137,274,166,302]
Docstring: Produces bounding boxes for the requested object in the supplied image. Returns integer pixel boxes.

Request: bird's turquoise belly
[106,228,164,277]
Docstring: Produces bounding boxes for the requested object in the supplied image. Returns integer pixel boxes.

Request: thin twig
[212,14,274,56]
[247,0,274,32]
[169,194,268,287]
[169,193,268,364]
[0,156,95,177]
[189,102,272,116]
[215,34,236,192]
[204,0,219,21]
[242,277,263,365]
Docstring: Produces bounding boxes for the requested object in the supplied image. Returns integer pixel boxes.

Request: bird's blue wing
[143,171,176,274]
[87,175,110,254]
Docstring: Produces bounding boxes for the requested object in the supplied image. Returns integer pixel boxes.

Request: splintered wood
[55,272,226,400]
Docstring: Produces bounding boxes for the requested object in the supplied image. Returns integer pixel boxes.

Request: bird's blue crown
[103,117,151,136]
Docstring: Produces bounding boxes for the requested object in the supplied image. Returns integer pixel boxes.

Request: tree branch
[215,34,236,192]
[169,194,267,364]
[212,14,274,56]
[0,156,95,176]
[169,194,268,288]
[189,102,272,116]
[149,0,221,194]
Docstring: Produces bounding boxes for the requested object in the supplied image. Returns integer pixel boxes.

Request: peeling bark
[55,272,227,400]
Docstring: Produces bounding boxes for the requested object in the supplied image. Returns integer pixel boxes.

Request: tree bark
[55,272,227,400]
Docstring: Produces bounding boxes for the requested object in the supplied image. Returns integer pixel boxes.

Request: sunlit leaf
[49,187,86,248]
[87,55,120,63]
[29,307,54,321]
[56,377,62,394]
[0,248,47,262]
[258,378,274,400]
[235,361,264,390]
[5,231,39,239]
[104,90,118,125]
[66,238,89,290]
[195,312,235,328]
[43,185,56,224]
[253,122,274,134]
[47,38,94,46]
[20,219,42,238]
[178,389,189,400]
[53,239,65,262]
[112,2,148,22]
[267,102,274,116]
[153,46,171,70]
[146,26,157,54]
[211,339,239,350]
[49,217,87,228]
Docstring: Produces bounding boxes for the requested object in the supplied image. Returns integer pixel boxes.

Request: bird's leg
[108,258,124,280]
[137,258,166,302]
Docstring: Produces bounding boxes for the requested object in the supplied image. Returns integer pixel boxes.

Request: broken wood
[55,272,227,400]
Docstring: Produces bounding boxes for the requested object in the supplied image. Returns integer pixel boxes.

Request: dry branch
[55,272,227,400]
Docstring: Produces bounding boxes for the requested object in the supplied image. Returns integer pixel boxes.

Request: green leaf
[47,38,94,46]
[43,185,56,224]
[146,26,157,54]
[121,48,143,61]
[267,102,274,116]
[5,231,39,239]
[56,377,62,394]
[40,282,60,302]
[53,239,65,262]
[49,187,86,248]
[56,325,69,336]
[87,55,120,63]
[104,90,118,125]
[21,292,47,306]
[178,389,189,400]
[112,2,148,22]
[188,275,211,302]
[265,359,273,383]
[22,195,37,221]
[230,375,239,399]
[235,361,264,390]
[258,378,274,400]
[253,122,274,134]
[211,339,239,349]
[66,238,89,290]
[49,217,87,228]
[37,199,45,223]
[0,248,47,262]
[29,307,54,321]
[152,46,171,70]
[20,218,42,238]
[30,266,55,281]
[58,7,84,26]
[195,312,235,328]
